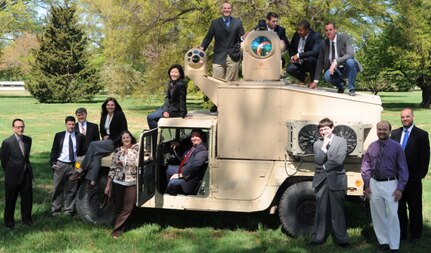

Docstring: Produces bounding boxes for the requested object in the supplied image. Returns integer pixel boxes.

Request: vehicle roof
[158,111,217,129]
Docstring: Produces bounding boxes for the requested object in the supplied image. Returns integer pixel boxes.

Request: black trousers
[286,57,318,82]
[398,179,423,239]
[4,171,33,228]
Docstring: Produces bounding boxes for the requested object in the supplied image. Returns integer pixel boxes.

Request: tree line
[0,0,430,106]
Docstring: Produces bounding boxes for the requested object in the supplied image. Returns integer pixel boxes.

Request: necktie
[80,124,86,135]
[18,138,25,156]
[401,129,409,150]
[177,147,195,174]
[331,41,336,62]
[69,134,75,162]
[224,18,229,28]
[373,142,384,179]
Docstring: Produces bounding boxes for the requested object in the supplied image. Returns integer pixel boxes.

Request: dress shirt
[361,138,409,190]
[58,131,76,162]
[104,114,113,135]
[79,122,87,134]
[329,35,338,63]
[400,124,413,146]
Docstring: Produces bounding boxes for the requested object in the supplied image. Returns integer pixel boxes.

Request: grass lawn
[0,90,430,253]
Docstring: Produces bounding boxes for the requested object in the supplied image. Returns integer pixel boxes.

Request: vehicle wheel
[278,181,316,237]
[76,175,114,225]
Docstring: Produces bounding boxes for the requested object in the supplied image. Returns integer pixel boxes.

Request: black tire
[76,175,114,225]
[278,181,316,237]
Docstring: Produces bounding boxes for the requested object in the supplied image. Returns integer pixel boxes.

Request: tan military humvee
[76,29,381,236]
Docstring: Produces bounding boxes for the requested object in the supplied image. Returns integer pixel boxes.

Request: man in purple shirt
[361,121,409,253]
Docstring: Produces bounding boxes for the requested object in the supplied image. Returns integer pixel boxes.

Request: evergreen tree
[27,1,100,103]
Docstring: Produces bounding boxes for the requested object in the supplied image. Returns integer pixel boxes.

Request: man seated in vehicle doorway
[165,129,208,195]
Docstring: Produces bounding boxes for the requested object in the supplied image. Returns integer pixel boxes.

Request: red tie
[178,147,195,174]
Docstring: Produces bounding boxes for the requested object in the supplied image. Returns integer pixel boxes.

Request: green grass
[0,90,430,253]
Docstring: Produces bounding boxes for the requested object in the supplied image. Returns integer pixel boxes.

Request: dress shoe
[111,231,121,239]
[409,237,420,243]
[349,90,356,96]
[69,171,83,181]
[5,225,15,230]
[391,250,399,253]
[337,88,345,93]
[52,212,61,217]
[308,241,324,246]
[378,244,390,251]
[22,220,33,226]
[86,183,96,192]
[337,242,351,248]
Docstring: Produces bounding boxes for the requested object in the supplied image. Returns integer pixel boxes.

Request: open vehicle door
[137,128,158,206]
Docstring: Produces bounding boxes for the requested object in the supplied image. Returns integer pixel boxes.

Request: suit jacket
[391,126,430,180]
[50,131,86,166]
[180,143,208,194]
[289,29,321,59]
[314,33,363,79]
[74,121,100,149]
[162,79,187,118]
[1,134,33,186]
[201,16,245,64]
[99,111,128,141]
[274,25,289,51]
[312,135,348,190]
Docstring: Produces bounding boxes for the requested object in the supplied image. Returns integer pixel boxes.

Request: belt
[372,176,397,182]
[57,160,74,165]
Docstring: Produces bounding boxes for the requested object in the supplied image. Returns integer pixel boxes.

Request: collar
[222,16,231,22]
[404,125,413,132]
[330,34,338,43]
[14,133,23,141]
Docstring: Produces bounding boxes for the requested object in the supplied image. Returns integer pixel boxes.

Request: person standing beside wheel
[50,116,86,216]
[70,97,128,188]
[310,117,350,248]
[104,131,139,239]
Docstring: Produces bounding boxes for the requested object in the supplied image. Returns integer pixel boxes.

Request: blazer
[99,111,128,141]
[274,25,289,51]
[162,79,187,118]
[1,134,33,186]
[74,121,100,149]
[50,131,86,166]
[289,29,322,59]
[391,126,430,180]
[201,16,245,64]
[314,33,363,79]
[312,135,348,190]
[180,143,208,194]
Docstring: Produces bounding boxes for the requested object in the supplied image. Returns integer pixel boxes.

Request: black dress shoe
[409,237,420,243]
[69,171,83,181]
[391,250,399,253]
[22,220,33,226]
[378,244,390,251]
[309,241,324,246]
[338,242,351,248]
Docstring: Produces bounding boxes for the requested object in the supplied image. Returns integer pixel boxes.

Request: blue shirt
[361,138,409,190]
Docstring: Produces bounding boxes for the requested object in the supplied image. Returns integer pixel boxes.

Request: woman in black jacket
[147,64,187,129]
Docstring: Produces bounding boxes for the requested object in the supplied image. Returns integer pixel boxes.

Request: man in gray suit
[309,21,361,96]
[310,118,350,247]
[200,2,245,81]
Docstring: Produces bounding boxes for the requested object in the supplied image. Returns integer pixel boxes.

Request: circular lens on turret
[251,36,273,58]
[191,55,200,63]
[187,51,193,57]
[199,52,205,57]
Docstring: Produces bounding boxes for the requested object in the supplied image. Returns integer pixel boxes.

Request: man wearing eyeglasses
[1,119,34,230]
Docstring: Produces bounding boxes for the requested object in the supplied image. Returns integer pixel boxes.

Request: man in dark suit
[1,119,33,229]
[264,12,289,67]
[310,21,362,96]
[200,2,245,81]
[310,118,350,248]
[166,130,208,195]
[390,108,430,243]
[286,20,322,85]
[74,107,100,150]
[50,116,86,216]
